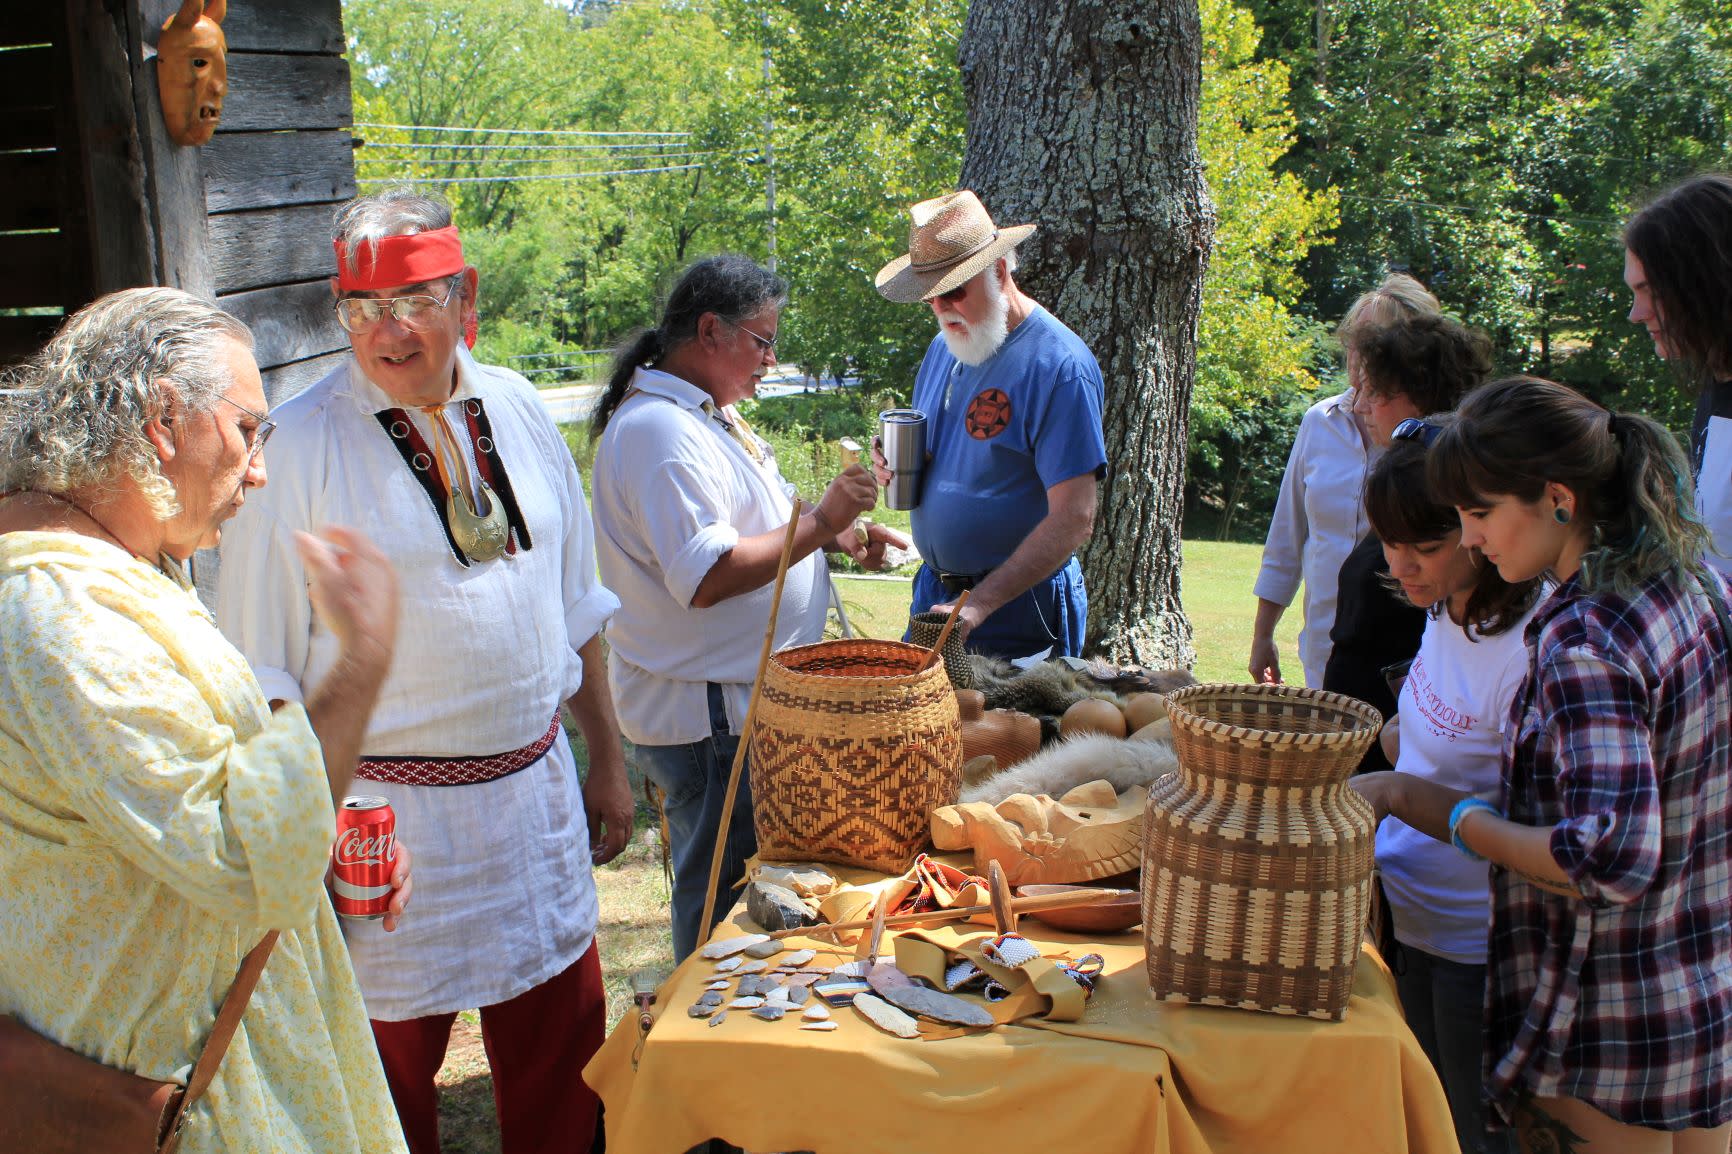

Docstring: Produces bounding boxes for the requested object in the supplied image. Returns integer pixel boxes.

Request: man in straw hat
[216,188,628,1154]
[873,190,1106,660]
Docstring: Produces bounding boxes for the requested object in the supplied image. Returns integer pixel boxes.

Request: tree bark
[958,0,1213,668]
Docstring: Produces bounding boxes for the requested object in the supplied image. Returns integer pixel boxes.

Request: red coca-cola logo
[335,827,397,868]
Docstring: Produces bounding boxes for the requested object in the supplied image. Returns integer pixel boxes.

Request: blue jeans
[632,683,758,963]
[1394,945,1514,1154]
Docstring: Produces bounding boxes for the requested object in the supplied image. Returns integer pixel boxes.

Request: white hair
[332,187,463,294]
[939,265,1012,366]
[0,287,253,518]
[1003,246,1019,274]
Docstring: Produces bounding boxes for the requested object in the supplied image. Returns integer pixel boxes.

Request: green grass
[1181,540,1302,683]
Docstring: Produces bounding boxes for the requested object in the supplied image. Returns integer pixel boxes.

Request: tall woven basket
[1142,683,1381,1021]
[750,638,963,874]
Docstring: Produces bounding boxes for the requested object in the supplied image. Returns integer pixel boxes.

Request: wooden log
[219,279,345,369]
[209,202,340,295]
[0,234,68,308]
[204,129,356,214]
[0,45,53,112]
[219,54,352,133]
[137,0,211,298]
[62,0,154,299]
[221,1,345,55]
[0,152,61,231]
[261,348,348,407]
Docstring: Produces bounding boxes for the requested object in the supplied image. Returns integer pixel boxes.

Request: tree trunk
[958,1,1213,668]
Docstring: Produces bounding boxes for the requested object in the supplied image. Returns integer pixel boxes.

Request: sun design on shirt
[965,388,1012,440]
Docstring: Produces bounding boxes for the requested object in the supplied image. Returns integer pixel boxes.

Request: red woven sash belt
[355,714,562,787]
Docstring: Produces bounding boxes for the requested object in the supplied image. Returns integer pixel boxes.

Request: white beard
[937,271,1011,366]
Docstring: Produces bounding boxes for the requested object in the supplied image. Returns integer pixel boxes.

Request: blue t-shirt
[908,305,1107,576]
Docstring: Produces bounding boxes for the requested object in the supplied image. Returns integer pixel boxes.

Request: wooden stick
[767,885,1137,940]
[697,499,805,944]
[924,589,970,668]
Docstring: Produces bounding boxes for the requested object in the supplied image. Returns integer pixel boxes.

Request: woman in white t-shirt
[1362,419,1542,1154]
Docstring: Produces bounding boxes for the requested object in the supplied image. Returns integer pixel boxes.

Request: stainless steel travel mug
[879,409,927,510]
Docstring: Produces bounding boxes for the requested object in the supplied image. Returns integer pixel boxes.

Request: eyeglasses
[218,394,275,460]
[334,283,458,334]
[732,321,778,355]
[933,281,970,304]
[1392,418,1442,448]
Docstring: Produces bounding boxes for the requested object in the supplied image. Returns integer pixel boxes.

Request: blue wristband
[1449,797,1499,862]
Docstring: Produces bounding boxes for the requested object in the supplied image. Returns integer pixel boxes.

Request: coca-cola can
[333,795,397,920]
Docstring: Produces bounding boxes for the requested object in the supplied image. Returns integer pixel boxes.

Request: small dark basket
[907,610,973,689]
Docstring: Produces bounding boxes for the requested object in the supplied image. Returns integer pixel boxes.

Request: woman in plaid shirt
[1352,376,1732,1153]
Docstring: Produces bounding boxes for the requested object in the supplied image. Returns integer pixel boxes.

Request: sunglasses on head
[1392,418,1443,448]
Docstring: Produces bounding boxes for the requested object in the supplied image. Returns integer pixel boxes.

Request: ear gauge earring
[1554,506,1572,525]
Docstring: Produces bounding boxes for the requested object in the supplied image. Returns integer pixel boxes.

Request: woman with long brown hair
[1353,376,1732,1152]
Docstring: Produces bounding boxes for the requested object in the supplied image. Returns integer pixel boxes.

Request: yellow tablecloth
[587,876,1459,1154]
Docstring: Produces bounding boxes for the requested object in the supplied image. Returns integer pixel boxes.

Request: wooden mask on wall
[157,0,228,146]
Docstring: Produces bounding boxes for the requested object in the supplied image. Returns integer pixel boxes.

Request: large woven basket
[750,638,963,873]
[1142,683,1381,1021]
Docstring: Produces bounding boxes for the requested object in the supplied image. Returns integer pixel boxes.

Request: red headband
[334,225,466,292]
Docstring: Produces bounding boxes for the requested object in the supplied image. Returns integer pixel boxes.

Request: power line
[356,163,705,185]
[356,121,689,138]
[359,150,730,167]
[356,140,716,153]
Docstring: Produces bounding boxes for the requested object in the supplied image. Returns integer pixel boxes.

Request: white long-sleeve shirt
[1252,390,1374,688]
[216,349,619,1020]
[589,368,829,746]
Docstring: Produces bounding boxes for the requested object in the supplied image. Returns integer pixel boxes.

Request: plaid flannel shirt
[1487,569,1732,1128]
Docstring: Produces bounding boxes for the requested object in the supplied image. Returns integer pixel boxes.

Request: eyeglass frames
[334,282,459,335]
[217,394,275,460]
[1392,417,1443,448]
[732,320,778,355]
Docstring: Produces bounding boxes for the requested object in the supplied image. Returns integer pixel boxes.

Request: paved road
[535,370,857,426]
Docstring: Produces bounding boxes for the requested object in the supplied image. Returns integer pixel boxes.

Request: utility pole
[761,9,777,273]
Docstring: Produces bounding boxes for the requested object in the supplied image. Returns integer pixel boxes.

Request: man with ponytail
[589,254,895,961]
[218,189,627,1154]
[1352,376,1732,1151]
[1623,172,1732,575]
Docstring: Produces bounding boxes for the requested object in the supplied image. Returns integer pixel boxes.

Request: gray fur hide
[960,733,1179,806]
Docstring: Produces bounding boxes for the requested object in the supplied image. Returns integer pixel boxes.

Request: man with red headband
[217,189,628,1154]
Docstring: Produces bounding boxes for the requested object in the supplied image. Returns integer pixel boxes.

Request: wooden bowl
[1016,883,1142,935]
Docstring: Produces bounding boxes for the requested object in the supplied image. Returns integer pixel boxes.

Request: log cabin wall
[167,0,358,405]
[0,0,356,407]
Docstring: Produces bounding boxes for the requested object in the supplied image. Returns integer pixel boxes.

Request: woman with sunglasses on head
[1322,311,1493,771]
[1362,416,1541,1154]
[1353,376,1732,1153]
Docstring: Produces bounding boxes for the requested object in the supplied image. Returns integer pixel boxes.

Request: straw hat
[874,190,1037,303]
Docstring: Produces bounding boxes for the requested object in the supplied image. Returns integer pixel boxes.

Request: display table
[586,870,1459,1154]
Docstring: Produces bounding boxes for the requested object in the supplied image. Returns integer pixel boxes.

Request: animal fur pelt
[966,655,1197,716]
[960,732,1179,806]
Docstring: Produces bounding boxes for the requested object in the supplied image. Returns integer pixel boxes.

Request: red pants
[370,943,605,1154]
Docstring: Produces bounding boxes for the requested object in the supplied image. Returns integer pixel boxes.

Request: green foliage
[1189,0,1341,540]
[1244,0,1732,432]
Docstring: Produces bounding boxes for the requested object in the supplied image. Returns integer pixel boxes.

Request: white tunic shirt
[216,349,619,1020]
[590,368,829,746]
[1253,390,1375,688]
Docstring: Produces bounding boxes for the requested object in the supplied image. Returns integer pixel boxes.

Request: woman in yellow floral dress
[0,288,407,1152]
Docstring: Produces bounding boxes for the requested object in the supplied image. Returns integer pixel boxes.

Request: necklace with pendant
[421,404,510,562]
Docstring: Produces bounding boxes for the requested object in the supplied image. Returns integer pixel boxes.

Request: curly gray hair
[332,187,466,298]
[0,287,254,518]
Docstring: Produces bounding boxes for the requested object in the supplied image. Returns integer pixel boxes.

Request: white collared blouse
[1252,390,1375,689]
[589,367,830,746]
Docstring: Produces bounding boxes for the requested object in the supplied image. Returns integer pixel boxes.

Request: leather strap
[159,932,279,1149]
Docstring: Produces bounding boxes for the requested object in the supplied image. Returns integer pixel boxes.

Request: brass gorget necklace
[420,404,510,563]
